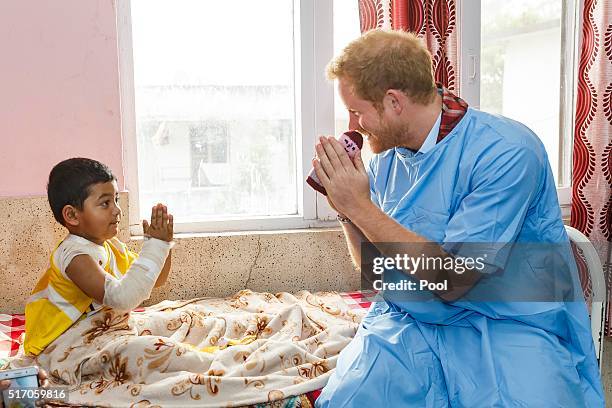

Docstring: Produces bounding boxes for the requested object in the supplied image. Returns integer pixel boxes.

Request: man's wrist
[344,200,377,225]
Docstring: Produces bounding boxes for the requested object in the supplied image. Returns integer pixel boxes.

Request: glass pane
[131,0,297,222]
[333,0,373,162]
[481,0,563,184]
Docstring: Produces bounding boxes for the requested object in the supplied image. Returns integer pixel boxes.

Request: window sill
[129,186,572,237]
[130,223,342,240]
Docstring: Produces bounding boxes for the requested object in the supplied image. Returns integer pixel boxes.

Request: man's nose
[113,203,123,217]
[348,113,360,131]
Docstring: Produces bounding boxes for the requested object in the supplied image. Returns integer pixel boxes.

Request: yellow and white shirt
[24,234,137,356]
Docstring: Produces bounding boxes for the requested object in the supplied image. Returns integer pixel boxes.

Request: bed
[0,290,375,407]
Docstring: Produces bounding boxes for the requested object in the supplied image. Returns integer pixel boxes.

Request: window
[121,2,574,233]
[460,0,578,209]
[118,0,354,233]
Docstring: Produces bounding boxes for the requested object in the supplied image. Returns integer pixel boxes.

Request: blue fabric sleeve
[366,155,379,207]
[443,144,543,271]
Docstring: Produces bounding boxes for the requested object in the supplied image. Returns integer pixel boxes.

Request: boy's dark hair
[47,158,116,225]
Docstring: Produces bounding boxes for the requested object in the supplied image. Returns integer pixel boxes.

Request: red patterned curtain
[358,0,459,93]
[571,0,612,334]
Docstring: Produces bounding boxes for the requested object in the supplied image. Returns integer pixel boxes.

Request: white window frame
[117,0,339,235]
[120,1,576,234]
[458,0,579,218]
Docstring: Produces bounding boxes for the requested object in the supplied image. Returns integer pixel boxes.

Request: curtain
[571,0,612,334]
[358,0,459,92]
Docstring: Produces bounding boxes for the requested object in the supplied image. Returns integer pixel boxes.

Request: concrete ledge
[0,195,358,313]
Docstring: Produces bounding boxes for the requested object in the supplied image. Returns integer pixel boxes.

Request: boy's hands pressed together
[142,204,174,242]
[142,204,174,288]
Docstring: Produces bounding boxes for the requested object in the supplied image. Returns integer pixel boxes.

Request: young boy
[24,158,174,356]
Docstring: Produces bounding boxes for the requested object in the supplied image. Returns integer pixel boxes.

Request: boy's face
[73,180,122,245]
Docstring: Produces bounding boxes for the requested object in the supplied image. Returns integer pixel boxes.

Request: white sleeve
[103,238,173,311]
[56,240,105,278]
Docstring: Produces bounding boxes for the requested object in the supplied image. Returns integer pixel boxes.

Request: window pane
[131,0,297,222]
[333,0,361,138]
[333,1,373,162]
[481,0,563,184]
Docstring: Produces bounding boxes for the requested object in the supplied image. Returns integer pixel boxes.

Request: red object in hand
[306,131,364,196]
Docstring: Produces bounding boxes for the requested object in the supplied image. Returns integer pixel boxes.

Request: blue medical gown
[317,109,604,407]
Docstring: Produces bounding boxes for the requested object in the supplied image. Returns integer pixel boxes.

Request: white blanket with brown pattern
[9,290,364,407]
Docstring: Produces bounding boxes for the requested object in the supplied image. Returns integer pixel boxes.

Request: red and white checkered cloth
[0,314,25,359]
[339,290,378,310]
[0,291,376,360]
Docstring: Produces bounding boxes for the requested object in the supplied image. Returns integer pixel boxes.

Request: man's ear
[384,90,403,114]
[62,205,80,227]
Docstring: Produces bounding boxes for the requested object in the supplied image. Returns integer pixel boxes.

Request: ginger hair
[327,29,437,106]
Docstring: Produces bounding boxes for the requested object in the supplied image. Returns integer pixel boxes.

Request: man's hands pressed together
[312,136,373,221]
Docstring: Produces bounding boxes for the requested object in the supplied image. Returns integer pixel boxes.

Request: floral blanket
[6,290,365,407]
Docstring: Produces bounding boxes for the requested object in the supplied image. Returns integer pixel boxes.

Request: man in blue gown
[312,29,604,407]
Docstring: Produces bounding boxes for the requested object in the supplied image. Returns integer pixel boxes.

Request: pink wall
[0,0,124,197]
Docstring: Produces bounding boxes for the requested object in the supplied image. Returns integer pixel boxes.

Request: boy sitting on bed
[24,158,174,356]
